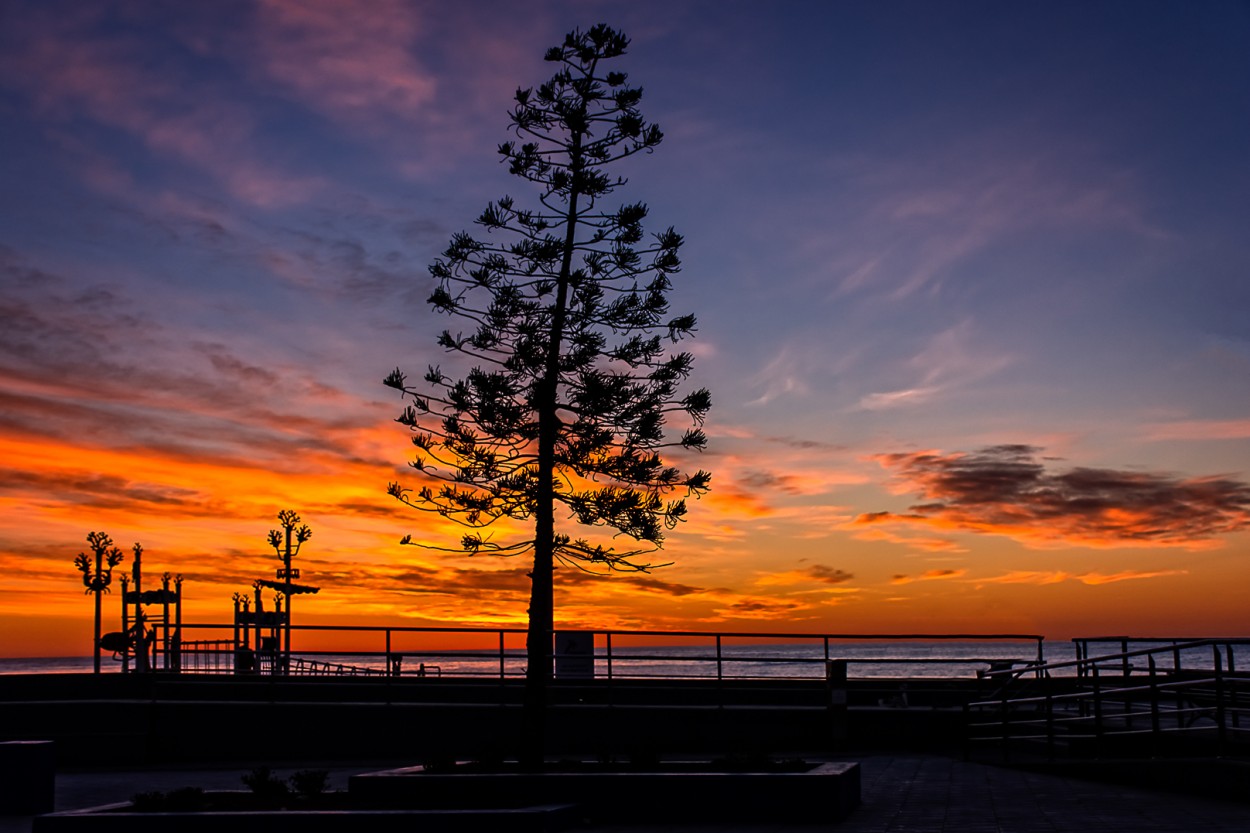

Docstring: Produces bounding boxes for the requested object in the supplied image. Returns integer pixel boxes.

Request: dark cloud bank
[859,444,1250,546]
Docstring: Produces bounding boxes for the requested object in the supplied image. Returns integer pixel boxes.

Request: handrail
[157,621,1047,681]
[966,637,1249,762]
[979,638,1250,682]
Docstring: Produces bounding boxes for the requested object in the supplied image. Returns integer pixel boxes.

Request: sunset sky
[3,1,1249,657]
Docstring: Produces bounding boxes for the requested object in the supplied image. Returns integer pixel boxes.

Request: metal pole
[92,545,103,674]
[120,575,130,675]
[1214,646,1227,756]
[162,573,172,670]
[1148,656,1160,756]
[827,658,848,749]
[1092,665,1104,757]
[1044,672,1055,761]
[284,524,293,673]
[173,575,183,673]
[253,583,263,671]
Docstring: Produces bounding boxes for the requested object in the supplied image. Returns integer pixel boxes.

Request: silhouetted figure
[130,611,154,672]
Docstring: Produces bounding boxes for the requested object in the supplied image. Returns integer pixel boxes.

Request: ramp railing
[966,638,1250,761]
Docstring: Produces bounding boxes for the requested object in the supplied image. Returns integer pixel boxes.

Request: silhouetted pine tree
[385,24,710,765]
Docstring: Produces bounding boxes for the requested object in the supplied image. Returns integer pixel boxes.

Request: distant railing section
[287,657,388,677]
[176,639,234,674]
[1072,635,1242,677]
[966,638,1250,760]
[148,623,1047,682]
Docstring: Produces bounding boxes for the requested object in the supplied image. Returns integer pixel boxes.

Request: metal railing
[147,622,1046,681]
[966,638,1250,760]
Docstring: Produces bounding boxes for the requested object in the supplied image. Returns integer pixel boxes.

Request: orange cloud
[859,445,1250,549]
[709,597,807,621]
[846,523,966,552]
[890,568,967,585]
[755,564,855,587]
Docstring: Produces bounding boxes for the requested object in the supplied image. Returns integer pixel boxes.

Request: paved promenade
[3,754,1246,833]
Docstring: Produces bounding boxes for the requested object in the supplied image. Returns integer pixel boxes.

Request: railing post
[999,681,1011,762]
[1044,671,1055,761]
[715,635,723,682]
[826,658,848,749]
[1214,647,1227,756]
[499,630,506,680]
[1148,655,1160,756]
[1092,664,1104,757]
[1120,639,1129,678]
[1230,642,1242,731]
[962,701,971,761]
[605,632,614,681]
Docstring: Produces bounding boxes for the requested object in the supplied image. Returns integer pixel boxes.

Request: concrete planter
[33,760,860,830]
[33,797,577,833]
[351,760,861,823]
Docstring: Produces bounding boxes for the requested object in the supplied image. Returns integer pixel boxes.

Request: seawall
[0,672,1065,764]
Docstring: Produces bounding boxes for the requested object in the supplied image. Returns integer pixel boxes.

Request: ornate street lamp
[267,509,311,672]
[73,531,125,674]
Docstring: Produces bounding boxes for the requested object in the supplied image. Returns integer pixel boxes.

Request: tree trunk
[522,133,584,768]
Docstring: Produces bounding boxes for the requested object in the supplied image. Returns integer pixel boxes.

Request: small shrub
[241,766,290,801]
[289,769,329,798]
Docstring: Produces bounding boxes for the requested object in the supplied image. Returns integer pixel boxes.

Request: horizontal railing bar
[180,621,1046,643]
[1076,636,1250,644]
[967,677,1225,709]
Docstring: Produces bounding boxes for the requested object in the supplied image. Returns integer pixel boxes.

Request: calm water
[4,640,1244,679]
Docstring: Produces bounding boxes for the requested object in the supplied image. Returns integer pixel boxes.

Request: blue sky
[2,1,1249,648]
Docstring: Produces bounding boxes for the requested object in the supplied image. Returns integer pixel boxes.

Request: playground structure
[86,510,330,676]
[227,578,320,674]
[98,544,183,673]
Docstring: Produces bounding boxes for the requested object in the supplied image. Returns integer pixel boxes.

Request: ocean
[3,639,1242,679]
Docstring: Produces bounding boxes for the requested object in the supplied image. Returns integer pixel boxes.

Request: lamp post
[73,531,125,674]
[267,510,311,673]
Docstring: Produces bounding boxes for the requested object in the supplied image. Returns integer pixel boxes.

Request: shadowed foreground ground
[3,754,1247,833]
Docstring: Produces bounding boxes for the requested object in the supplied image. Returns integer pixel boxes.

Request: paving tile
[2,754,1247,833]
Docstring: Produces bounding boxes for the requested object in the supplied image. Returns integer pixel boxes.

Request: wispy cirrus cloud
[744,345,812,406]
[857,444,1250,549]
[252,0,436,125]
[1139,419,1250,442]
[0,4,325,207]
[817,126,1166,302]
[974,569,1188,586]
[857,319,1012,411]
